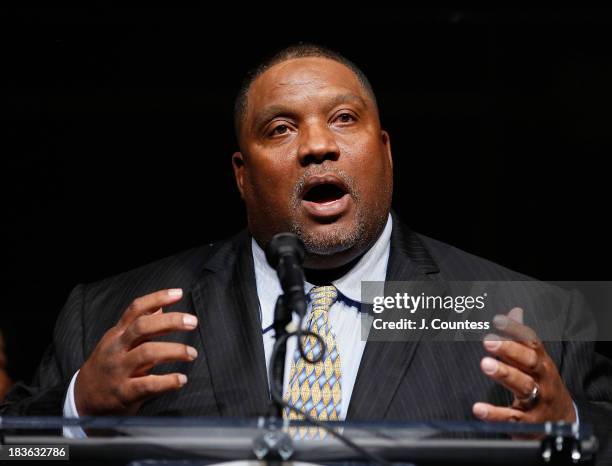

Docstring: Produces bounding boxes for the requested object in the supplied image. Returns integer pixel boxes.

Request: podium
[0,416,599,465]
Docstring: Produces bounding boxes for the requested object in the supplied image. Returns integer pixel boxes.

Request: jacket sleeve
[559,289,612,460]
[0,284,86,415]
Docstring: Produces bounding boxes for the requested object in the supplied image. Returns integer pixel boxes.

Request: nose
[296,122,340,166]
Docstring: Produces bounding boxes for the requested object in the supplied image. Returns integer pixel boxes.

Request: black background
[2,8,611,383]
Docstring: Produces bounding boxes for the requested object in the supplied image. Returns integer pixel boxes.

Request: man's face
[233,57,393,268]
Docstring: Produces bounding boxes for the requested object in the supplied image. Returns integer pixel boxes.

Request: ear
[381,130,393,171]
[231,151,246,199]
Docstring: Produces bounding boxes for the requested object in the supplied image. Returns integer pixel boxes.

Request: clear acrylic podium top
[0,416,598,465]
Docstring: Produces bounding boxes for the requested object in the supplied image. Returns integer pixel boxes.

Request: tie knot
[308,285,338,312]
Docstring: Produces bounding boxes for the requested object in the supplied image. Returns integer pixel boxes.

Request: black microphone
[265,233,307,317]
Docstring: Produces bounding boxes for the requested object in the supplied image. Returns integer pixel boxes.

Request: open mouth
[303,183,347,204]
[300,174,352,218]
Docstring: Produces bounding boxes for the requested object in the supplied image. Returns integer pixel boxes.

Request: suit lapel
[347,215,442,420]
[188,217,442,420]
[191,231,270,417]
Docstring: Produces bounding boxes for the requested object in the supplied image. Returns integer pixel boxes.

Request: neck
[304,253,363,285]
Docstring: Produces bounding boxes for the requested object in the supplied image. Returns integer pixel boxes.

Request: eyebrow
[251,92,369,132]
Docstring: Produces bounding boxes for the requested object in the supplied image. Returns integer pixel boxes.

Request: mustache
[292,165,358,204]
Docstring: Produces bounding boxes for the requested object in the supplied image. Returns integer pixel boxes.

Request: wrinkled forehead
[245,57,372,122]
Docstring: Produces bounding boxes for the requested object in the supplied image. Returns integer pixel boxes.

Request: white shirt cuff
[572,400,580,427]
[62,370,86,438]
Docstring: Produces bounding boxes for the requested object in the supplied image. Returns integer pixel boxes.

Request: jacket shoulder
[86,243,218,296]
[415,233,535,281]
[77,233,246,342]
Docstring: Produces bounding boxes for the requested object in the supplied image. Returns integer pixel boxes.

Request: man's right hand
[75,288,198,416]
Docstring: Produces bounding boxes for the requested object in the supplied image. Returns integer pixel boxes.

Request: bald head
[233,43,379,144]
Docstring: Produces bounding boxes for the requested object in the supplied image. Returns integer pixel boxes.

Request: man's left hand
[472,307,576,423]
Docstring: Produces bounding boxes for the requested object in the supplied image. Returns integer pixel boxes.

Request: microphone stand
[268,286,307,419]
[270,294,292,419]
[253,295,301,463]
[254,232,307,463]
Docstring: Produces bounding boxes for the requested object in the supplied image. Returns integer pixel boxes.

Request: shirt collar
[251,214,392,304]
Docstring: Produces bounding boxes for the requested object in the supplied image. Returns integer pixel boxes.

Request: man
[1,45,611,440]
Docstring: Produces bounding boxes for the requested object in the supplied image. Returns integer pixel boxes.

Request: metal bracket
[540,422,583,464]
[253,417,294,462]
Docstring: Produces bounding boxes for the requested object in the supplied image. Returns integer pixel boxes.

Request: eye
[334,112,357,124]
[268,123,291,137]
[272,125,289,134]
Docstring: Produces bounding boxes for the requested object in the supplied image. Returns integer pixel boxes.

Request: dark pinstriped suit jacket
[2,215,611,443]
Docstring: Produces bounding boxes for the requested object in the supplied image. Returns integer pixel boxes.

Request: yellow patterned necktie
[283,285,342,421]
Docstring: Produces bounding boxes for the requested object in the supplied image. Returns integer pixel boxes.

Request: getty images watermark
[372,290,490,331]
[360,281,612,342]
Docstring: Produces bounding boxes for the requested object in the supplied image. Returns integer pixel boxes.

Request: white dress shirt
[253,215,392,419]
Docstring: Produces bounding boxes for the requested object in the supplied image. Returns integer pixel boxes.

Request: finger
[118,289,184,329]
[483,334,540,375]
[124,342,198,375]
[473,402,526,422]
[123,373,188,403]
[480,357,537,401]
[508,307,523,324]
[492,312,542,350]
[121,312,198,348]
